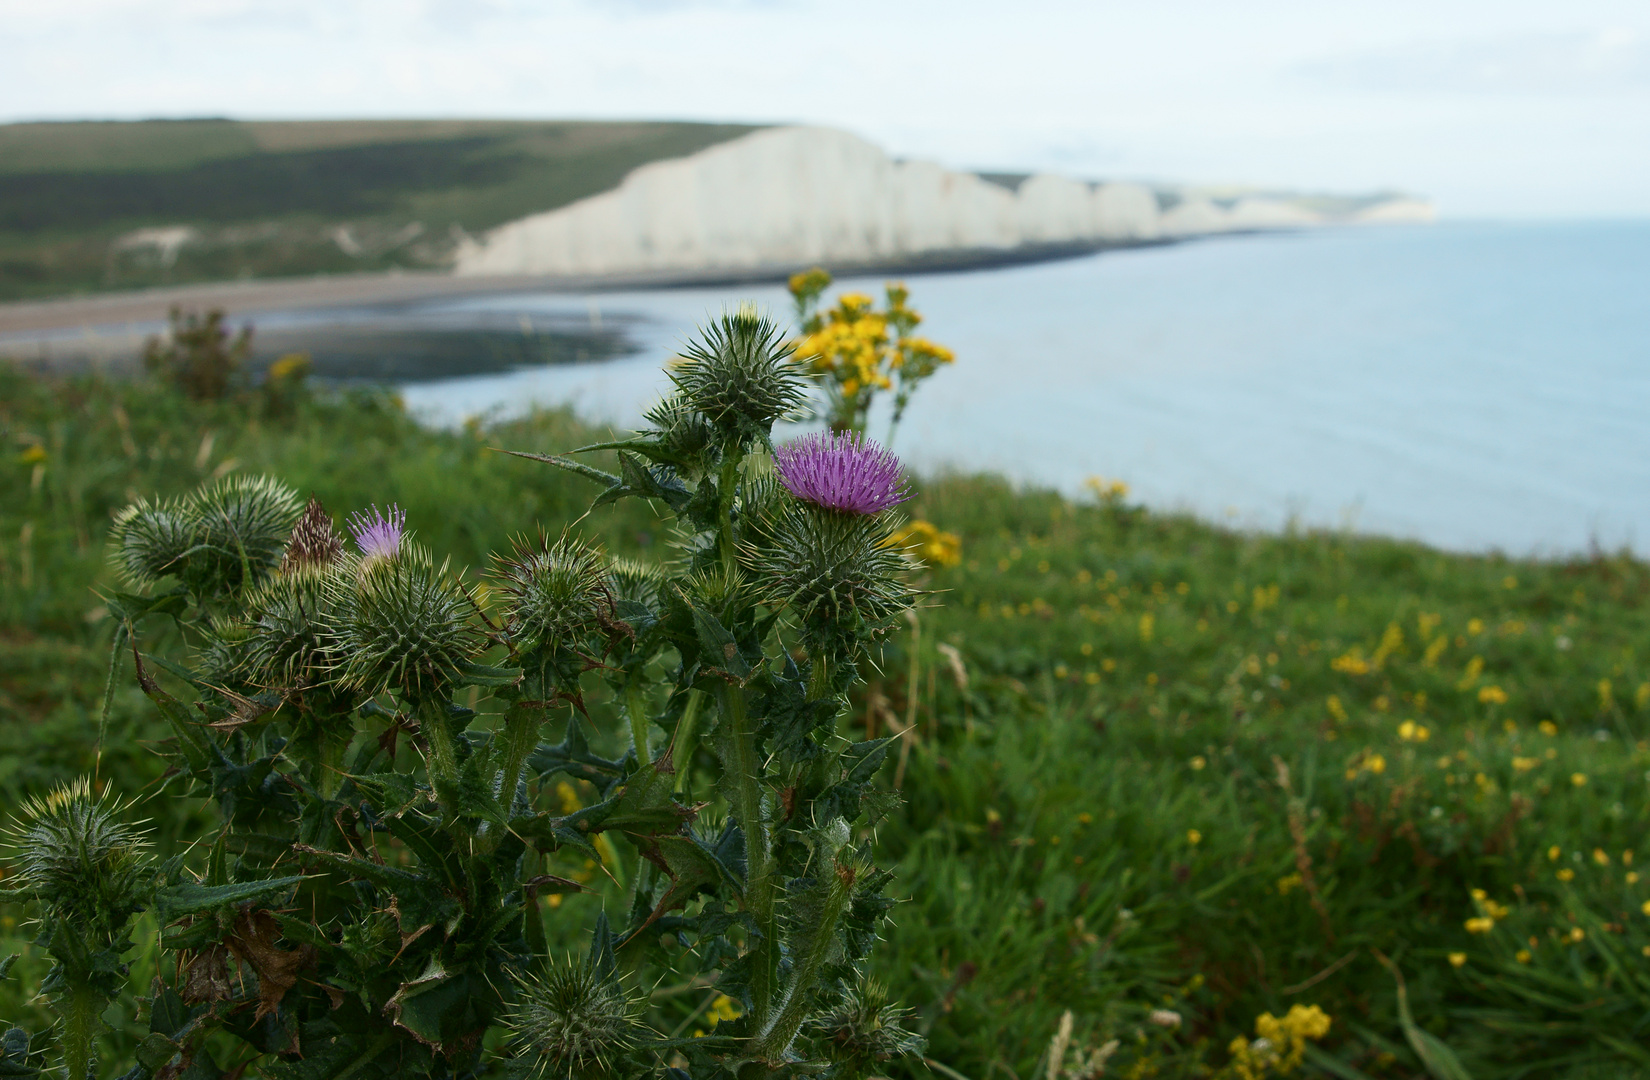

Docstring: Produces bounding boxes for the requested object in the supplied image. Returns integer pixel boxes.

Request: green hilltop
[0,118,760,300]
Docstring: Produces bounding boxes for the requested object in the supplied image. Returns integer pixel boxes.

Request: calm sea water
[396,221,1650,556]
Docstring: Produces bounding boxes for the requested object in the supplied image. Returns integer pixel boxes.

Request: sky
[4,0,1648,218]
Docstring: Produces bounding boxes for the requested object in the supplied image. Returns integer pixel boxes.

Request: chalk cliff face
[454,126,1427,278]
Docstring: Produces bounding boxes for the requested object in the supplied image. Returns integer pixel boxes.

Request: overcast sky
[5,0,1648,217]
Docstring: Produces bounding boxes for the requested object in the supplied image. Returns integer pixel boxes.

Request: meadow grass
[2,365,1647,1078]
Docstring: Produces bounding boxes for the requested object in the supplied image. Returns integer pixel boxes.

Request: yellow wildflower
[1190,756,1208,771]
[1549,845,1562,861]
[1571,772,1588,787]
[1539,720,1558,736]
[1512,756,1538,771]
[1478,685,1508,705]
[887,519,962,569]
[1448,952,1467,967]
[1187,829,1202,845]
[1516,949,1532,963]
[1568,927,1585,943]
[1593,848,1611,866]
[1464,917,1495,934]
[1557,869,1575,882]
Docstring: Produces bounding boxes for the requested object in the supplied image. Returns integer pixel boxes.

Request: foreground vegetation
[3,365,1648,1077]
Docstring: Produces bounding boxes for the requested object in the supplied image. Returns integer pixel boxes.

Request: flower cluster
[788,269,955,439]
[1224,1004,1331,1079]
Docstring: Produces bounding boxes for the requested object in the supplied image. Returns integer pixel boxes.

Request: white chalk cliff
[454,126,1431,278]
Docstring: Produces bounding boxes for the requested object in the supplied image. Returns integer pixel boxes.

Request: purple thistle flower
[349,504,405,559]
[774,431,910,515]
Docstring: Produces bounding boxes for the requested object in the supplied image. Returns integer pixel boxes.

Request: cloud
[1298,29,1650,95]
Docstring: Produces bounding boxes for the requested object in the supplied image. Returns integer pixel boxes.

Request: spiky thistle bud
[183,474,304,594]
[241,562,350,694]
[108,495,195,588]
[281,496,344,572]
[606,557,666,612]
[640,393,717,477]
[504,958,646,1079]
[806,979,924,1073]
[741,497,913,653]
[329,542,482,699]
[494,534,612,654]
[670,307,810,440]
[6,778,150,931]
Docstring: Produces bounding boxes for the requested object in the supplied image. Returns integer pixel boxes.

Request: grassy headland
[2,365,1647,1078]
[0,119,757,300]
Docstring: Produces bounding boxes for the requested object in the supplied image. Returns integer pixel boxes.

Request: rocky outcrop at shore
[455,126,1432,278]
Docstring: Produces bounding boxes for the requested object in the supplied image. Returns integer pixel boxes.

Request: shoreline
[0,237,1179,349]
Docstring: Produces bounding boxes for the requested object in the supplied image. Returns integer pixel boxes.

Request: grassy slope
[0,119,759,300]
[3,369,1649,1078]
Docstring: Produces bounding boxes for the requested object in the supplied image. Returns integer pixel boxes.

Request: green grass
[3,365,1648,1077]
[0,119,758,299]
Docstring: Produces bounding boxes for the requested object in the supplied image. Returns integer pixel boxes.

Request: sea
[309,221,1650,556]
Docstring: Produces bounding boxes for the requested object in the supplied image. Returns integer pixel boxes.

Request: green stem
[496,702,543,820]
[418,697,461,810]
[717,444,745,575]
[61,981,102,1080]
[757,861,854,1061]
[625,678,650,766]
[719,682,775,1027]
[672,690,704,794]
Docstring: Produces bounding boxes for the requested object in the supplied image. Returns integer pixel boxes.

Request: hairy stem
[757,861,854,1062]
[418,697,461,810]
[717,444,745,575]
[626,677,651,766]
[61,981,102,1080]
[496,702,543,821]
[672,690,704,794]
[720,682,775,1026]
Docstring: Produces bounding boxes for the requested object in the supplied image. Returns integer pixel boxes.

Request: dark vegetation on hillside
[0,119,758,299]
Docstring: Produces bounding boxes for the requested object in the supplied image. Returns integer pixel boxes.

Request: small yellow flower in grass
[1593,848,1610,866]
[1470,888,1487,902]
[1557,869,1575,882]
[1367,753,1387,774]
[1448,952,1467,967]
[1568,927,1585,943]
[1190,756,1207,771]
[1479,685,1508,705]
[1187,829,1202,845]
[1512,756,1538,772]
[1571,772,1588,787]
[1464,917,1495,934]
[1054,664,1069,679]
[1468,618,1484,635]
[1642,899,1650,916]
[1077,812,1093,825]
[1539,720,1559,736]
[1516,949,1532,963]
[1548,845,1562,861]
[1399,720,1416,741]
[1084,671,1100,686]
[1625,850,1635,865]
[1626,871,1640,885]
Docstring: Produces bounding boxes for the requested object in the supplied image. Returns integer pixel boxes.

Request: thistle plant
[0,305,921,1079]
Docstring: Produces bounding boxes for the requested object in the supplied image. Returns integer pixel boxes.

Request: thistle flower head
[741,498,914,655]
[774,431,910,516]
[504,958,645,1079]
[670,307,810,440]
[6,778,150,928]
[495,534,612,653]
[348,504,405,561]
[108,495,195,588]
[185,474,305,593]
[282,496,343,572]
[329,543,482,699]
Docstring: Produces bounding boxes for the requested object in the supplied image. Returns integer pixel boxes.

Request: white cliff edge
[454,125,1431,278]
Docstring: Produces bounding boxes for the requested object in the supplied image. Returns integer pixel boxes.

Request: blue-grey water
[389,221,1648,556]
